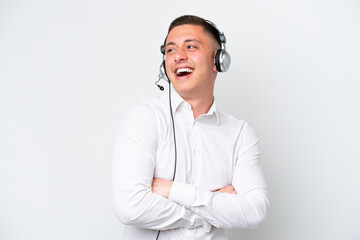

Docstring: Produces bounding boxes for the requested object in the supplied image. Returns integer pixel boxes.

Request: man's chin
[172,85,196,99]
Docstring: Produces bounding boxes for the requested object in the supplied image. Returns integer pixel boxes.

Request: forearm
[155,132,269,229]
[113,147,208,230]
[113,180,206,230]
[112,103,209,231]
[152,178,268,229]
[169,182,269,229]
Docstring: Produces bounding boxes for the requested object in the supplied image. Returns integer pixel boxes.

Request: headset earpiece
[215,49,222,72]
[215,32,231,72]
[215,48,231,72]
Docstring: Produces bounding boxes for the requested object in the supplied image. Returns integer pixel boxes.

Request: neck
[184,92,214,119]
[173,76,216,119]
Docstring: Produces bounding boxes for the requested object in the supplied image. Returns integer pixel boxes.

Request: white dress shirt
[113,87,269,240]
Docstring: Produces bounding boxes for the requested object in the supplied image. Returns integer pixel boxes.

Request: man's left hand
[152,178,173,198]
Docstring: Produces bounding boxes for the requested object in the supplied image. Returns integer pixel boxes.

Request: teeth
[176,68,194,74]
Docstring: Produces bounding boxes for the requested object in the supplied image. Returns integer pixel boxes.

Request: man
[113,15,269,239]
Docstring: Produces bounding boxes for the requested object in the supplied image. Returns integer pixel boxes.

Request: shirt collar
[170,86,220,124]
[170,85,185,113]
[206,100,219,124]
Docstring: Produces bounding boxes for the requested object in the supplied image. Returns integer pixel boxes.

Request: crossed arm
[151,172,268,230]
[113,104,268,231]
[152,178,237,198]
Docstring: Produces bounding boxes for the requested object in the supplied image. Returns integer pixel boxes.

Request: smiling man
[164,24,217,119]
[113,15,269,240]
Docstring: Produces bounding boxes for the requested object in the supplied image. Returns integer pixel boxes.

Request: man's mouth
[175,68,194,77]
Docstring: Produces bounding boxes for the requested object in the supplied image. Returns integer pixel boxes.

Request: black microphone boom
[156,84,164,91]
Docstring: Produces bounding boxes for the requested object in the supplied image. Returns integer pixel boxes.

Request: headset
[154,21,230,240]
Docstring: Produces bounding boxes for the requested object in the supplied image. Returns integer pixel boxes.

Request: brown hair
[167,15,221,47]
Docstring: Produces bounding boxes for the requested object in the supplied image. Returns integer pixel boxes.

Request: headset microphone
[155,81,164,91]
[156,85,164,91]
[154,61,169,91]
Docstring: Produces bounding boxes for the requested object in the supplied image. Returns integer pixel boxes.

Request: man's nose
[174,48,188,62]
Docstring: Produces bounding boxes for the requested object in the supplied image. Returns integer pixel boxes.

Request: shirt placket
[182,107,199,240]
[189,120,199,186]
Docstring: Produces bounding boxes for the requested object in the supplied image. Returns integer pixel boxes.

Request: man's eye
[188,45,196,49]
[167,49,174,53]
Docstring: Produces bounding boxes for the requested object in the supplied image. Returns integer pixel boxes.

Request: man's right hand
[214,185,237,194]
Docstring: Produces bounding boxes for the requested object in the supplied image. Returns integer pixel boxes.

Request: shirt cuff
[169,181,213,233]
[169,181,196,208]
[184,205,212,233]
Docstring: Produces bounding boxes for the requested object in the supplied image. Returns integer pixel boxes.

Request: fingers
[216,185,237,194]
[151,178,173,198]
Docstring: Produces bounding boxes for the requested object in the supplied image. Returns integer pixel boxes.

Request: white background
[1,0,360,239]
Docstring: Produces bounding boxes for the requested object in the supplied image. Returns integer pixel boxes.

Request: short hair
[167,15,221,47]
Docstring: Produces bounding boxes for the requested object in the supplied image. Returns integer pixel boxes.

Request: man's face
[164,24,219,100]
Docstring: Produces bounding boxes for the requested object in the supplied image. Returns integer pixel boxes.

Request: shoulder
[218,111,246,129]
[120,95,169,131]
[218,111,258,140]
[125,100,157,119]
[124,95,166,119]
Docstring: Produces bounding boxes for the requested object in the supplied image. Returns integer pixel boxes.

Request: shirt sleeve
[112,103,210,231]
[168,122,269,229]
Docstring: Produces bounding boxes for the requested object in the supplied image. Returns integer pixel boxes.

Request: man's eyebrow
[165,39,201,48]
[165,42,176,48]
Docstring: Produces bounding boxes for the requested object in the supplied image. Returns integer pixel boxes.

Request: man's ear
[213,50,219,72]
[213,63,218,72]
